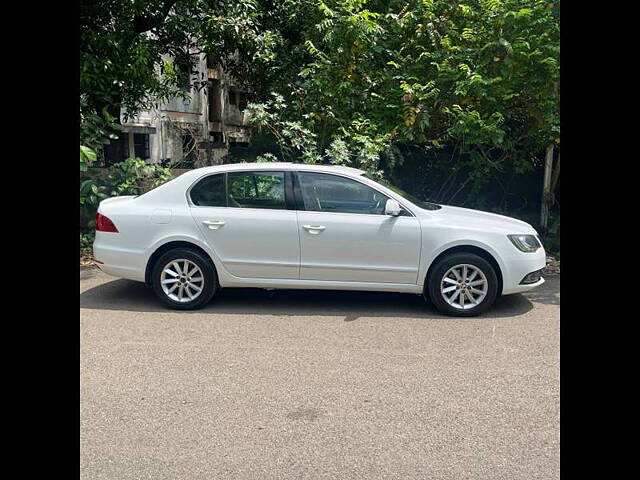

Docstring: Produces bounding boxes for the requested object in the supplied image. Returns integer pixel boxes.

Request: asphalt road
[80,268,559,480]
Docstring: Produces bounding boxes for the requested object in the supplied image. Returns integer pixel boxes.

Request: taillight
[96,213,119,233]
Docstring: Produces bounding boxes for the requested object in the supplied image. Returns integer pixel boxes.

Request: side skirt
[218,276,423,294]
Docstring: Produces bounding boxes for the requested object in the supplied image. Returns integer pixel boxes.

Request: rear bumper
[93,233,146,282]
[94,263,144,282]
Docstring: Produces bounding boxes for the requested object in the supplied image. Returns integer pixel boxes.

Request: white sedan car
[93,163,545,316]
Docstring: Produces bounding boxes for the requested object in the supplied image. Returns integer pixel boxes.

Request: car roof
[185,162,366,177]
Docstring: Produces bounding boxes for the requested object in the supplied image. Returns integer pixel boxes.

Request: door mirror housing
[385,199,402,216]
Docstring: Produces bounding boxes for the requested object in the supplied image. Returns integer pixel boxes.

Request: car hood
[429,204,537,234]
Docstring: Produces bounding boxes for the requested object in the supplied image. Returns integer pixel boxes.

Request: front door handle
[203,220,225,230]
[302,224,326,234]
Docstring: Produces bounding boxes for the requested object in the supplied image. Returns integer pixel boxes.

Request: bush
[80,157,175,235]
[106,157,174,197]
[80,232,95,249]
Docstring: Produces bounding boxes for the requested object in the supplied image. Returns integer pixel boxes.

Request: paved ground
[80,268,559,480]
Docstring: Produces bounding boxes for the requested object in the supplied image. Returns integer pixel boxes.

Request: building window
[182,135,197,166]
[228,89,238,107]
[102,135,128,166]
[208,79,222,122]
[239,93,248,110]
[175,55,192,91]
[133,134,150,159]
[227,89,247,110]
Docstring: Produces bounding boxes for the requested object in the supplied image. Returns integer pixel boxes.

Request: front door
[294,171,422,284]
[189,170,300,279]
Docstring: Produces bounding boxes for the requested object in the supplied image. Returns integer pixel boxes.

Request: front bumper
[501,247,547,295]
[520,268,544,285]
[505,275,545,294]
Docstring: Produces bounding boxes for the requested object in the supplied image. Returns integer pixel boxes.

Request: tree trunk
[540,144,554,231]
[550,152,560,193]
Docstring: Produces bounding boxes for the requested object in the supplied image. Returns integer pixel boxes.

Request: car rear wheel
[152,248,217,310]
[426,252,498,317]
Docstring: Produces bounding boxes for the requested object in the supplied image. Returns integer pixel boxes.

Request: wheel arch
[424,244,504,295]
[145,239,216,285]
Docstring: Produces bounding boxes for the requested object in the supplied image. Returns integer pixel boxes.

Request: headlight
[508,234,541,252]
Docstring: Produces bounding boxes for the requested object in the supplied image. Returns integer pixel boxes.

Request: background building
[103,54,250,167]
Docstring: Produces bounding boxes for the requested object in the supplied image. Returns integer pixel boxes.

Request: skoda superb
[93,163,545,317]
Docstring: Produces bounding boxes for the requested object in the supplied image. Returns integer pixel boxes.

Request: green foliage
[245,94,320,164]
[106,158,174,197]
[80,232,95,249]
[80,98,124,156]
[80,145,108,228]
[80,0,203,122]
[256,153,279,163]
[80,177,107,209]
[245,93,392,176]
[79,0,559,195]
[80,145,97,172]
[206,0,559,203]
[199,0,322,99]
[80,158,174,233]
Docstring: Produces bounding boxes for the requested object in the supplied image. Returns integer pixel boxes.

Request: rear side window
[227,171,285,209]
[190,174,225,206]
[190,171,287,209]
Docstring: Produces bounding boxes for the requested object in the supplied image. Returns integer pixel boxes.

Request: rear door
[189,170,300,279]
[294,171,422,284]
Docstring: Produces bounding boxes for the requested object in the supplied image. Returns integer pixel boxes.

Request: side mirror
[385,199,402,216]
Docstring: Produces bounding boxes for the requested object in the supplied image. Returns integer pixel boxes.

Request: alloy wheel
[160,259,205,303]
[440,264,488,310]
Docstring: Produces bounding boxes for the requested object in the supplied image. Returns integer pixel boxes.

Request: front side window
[361,173,441,211]
[227,171,285,209]
[190,173,225,207]
[297,172,390,215]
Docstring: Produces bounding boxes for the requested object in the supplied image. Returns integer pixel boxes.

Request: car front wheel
[152,248,218,310]
[426,252,498,317]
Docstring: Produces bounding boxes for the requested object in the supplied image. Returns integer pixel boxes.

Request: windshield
[362,174,441,211]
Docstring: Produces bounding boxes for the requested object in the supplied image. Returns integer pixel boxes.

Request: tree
[200,0,559,209]
[80,0,206,151]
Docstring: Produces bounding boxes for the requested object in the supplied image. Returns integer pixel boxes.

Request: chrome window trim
[185,167,416,217]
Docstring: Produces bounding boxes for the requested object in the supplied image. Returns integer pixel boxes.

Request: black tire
[426,252,498,317]
[151,248,218,310]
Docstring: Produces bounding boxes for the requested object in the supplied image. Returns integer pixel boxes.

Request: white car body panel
[297,211,421,283]
[93,162,546,296]
[191,206,300,279]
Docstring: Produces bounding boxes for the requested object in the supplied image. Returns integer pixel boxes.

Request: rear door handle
[302,224,326,234]
[203,220,225,230]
